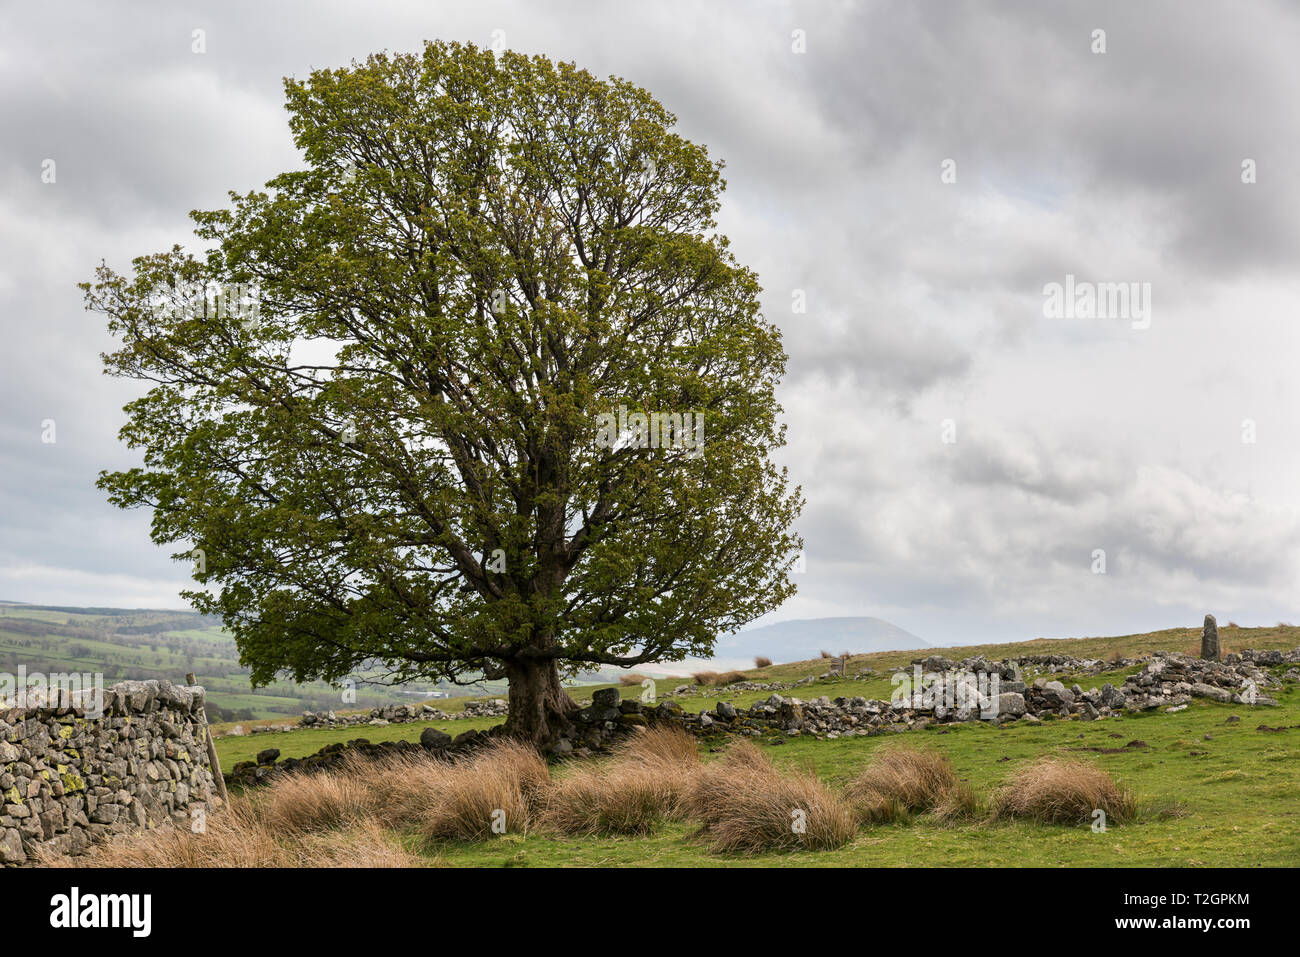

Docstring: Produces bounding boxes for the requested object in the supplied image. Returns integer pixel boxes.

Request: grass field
[205,624,1300,867]
[419,689,1299,867]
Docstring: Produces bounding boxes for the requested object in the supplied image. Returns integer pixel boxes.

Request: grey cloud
[1,1,1297,644]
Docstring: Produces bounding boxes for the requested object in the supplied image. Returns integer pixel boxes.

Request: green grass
[299,624,1297,868]
[412,681,1299,867]
[214,714,505,768]
[91,621,1300,866]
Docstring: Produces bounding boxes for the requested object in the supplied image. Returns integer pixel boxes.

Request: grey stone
[0,827,24,864]
[591,687,620,709]
[1191,682,1232,702]
[419,727,452,749]
[994,692,1026,717]
[1201,613,1220,661]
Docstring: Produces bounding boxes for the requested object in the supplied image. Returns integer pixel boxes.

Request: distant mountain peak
[714,615,929,665]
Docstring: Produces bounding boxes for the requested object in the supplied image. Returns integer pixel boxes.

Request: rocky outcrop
[659,647,1296,740]
[294,699,506,731]
[1117,651,1280,710]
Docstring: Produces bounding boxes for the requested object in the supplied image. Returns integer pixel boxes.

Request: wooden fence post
[187,672,229,803]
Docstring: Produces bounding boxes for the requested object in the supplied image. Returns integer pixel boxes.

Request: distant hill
[0,600,604,717]
[713,616,930,666]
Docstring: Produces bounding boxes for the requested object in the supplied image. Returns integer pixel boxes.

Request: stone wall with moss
[0,679,217,865]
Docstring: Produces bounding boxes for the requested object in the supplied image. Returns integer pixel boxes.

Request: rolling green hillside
[0,602,456,720]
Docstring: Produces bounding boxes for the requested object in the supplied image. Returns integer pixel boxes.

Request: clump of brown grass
[614,724,700,817]
[257,749,460,833]
[542,763,677,836]
[419,739,550,840]
[46,743,554,865]
[43,794,426,868]
[753,656,773,669]
[686,740,856,854]
[619,673,649,687]
[991,757,1136,825]
[819,649,832,658]
[541,725,702,835]
[615,723,701,771]
[351,750,456,828]
[692,670,747,686]
[257,765,376,834]
[845,746,961,824]
[931,780,984,824]
[266,817,430,867]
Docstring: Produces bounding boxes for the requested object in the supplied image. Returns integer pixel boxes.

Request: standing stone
[1201,614,1219,661]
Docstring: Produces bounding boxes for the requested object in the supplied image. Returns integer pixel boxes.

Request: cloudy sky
[2,1,1298,646]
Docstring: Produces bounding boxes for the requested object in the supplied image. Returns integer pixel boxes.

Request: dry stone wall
[0,679,218,865]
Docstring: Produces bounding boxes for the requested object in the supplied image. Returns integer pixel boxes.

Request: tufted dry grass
[845,746,962,824]
[257,764,376,834]
[991,757,1136,825]
[541,725,702,835]
[418,739,550,840]
[614,724,700,774]
[686,740,856,854]
[350,750,456,827]
[41,794,426,868]
[249,749,460,833]
[45,740,551,864]
[541,762,679,836]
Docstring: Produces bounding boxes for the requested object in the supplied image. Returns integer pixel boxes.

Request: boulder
[1191,682,1232,703]
[419,727,452,749]
[992,692,1026,717]
[591,687,620,710]
[0,827,24,864]
[1100,683,1126,708]
[452,730,483,748]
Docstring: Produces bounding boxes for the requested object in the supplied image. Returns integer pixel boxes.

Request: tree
[87,41,802,746]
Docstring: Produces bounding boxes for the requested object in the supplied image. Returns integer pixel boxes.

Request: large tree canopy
[87,40,802,744]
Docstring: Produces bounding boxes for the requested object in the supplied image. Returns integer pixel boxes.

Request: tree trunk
[503,657,579,747]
